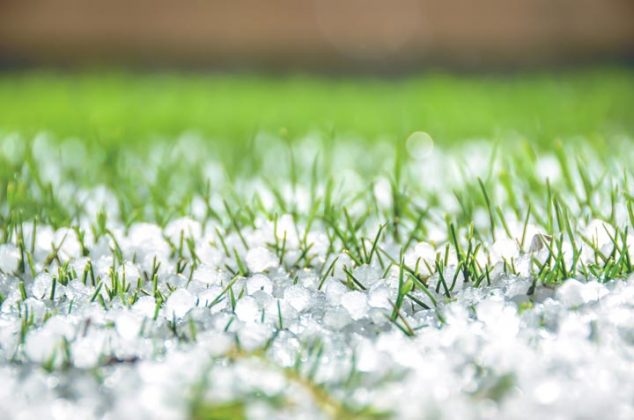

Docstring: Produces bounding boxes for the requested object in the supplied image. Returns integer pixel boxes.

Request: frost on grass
[1,133,634,419]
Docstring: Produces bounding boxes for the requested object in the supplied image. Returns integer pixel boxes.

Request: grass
[2,133,632,293]
[0,68,632,152]
[0,68,633,418]
[1,69,632,320]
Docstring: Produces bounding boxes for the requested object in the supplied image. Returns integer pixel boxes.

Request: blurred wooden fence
[1,0,632,70]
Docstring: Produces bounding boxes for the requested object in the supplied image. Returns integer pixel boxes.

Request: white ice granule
[503,278,531,299]
[141,253,172,279]
[477,298,505,325]
[72,331,106,369]
[245,247,277,273]
[246,274,273,295]
[0,324,20,355]
[119,262,142,284]
[473,208,491,232]
[405,242,436,269]
[373,177,393,209]
[283,285,311,312]
[268,332,300,367]
[237,363,287,395]
[71,257,91,278]
[133,296,157,318]
[24,316,73,364]
[78,185,119,220]
[341,291,368,321]
[535,154,562,183]
[31,273,54,299]
[25,329,59,363]
[584,219,615,248]
[251,290,274,311]
[325,281,347,304]
[196,241,223,267]
[558,313,591,338]
[274,214,299,248]
[127,223,171,260]
[582,281,609,302]
[368,285,391,310]
[490,237,519,262]
[237,323,270,351]
[115,312,143,340]
[356,339,381,372]
[165,274,188,289]
[235,296,260,323]
[165,289,196,318]
[0,244,20,273]
[54,228,82,260]
[192,264,221,285]
[21,298,46,321]
[556,279,608,308]
[190,196,208,220]
[271,300,298,326]
[197,286,223,308]
[164,217,201,243]
[323,307,351,330]
[533,379,561,405]
[332,253,353,279]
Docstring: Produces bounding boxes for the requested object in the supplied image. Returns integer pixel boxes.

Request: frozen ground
[1,133,634,419]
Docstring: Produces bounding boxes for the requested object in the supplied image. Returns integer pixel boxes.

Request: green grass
[0,68,632,151]
[1,68,634,418]
[1,68,633,287]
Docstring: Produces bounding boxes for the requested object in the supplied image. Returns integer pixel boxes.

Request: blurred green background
[1,69,632,150]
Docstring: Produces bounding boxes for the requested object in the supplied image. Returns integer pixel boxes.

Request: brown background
[1,0,633,71]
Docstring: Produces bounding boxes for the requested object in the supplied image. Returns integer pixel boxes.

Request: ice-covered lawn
[1,134,634,419]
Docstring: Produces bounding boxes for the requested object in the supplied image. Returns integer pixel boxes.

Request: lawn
[0,68,633,419]
[1,68,633,150]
